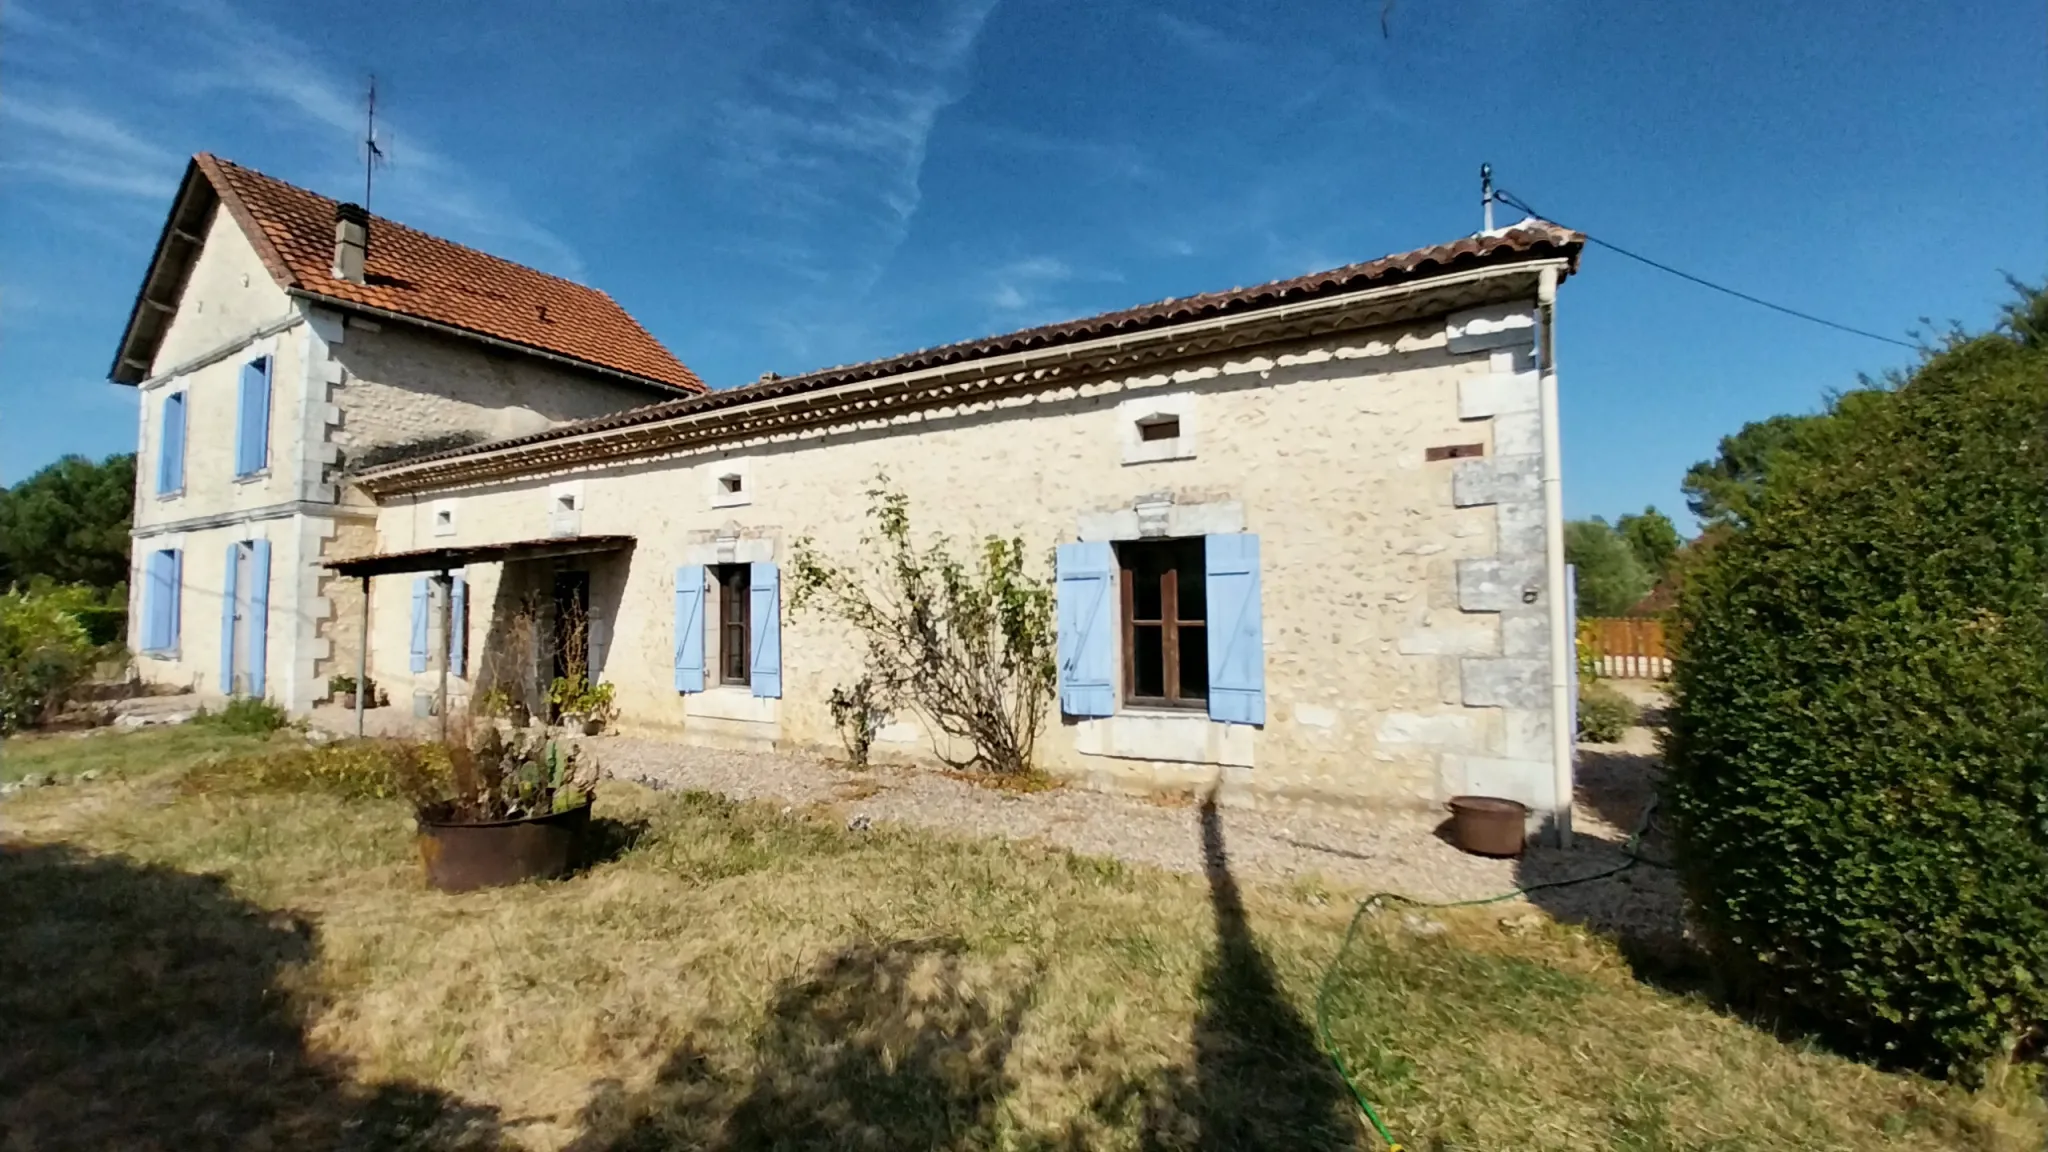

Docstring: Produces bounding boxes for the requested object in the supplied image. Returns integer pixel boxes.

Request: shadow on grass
[576,815,652,872]
[571,936,1035,1151]
[1127,796,1363,1150]
[0,841,505,1150]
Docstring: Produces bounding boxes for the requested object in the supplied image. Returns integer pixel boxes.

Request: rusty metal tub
[417,803,592,892]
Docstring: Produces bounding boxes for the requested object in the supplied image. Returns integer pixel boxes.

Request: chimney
[332,202,369,283]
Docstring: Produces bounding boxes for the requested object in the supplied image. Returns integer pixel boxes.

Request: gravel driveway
[305,700,1684,938]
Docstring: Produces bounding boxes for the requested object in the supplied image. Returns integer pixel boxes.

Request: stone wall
[328,319,670,476]
[362,303,1563,813]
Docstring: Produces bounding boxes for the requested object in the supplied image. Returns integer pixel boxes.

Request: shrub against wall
[0,586,115,734]
[1663,321,2048,1076]
[790,482,1056,776]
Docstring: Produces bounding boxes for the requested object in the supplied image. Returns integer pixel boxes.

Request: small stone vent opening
[1137,414,1181,443]
[719,473,744,495]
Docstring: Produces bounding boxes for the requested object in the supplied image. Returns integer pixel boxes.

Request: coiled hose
[1312,799,1663,1151]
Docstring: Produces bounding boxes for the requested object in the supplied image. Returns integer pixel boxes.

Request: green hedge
[1663,328,2048,1076]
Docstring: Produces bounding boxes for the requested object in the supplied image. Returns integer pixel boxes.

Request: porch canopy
[324,534,634,578]
[323,534,633,737]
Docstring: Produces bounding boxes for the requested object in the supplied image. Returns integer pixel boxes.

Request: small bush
[1576,681,1637,743]
[0,585,113,734]
[183,739,435,802]
[1664,318,2048,1076]
[193,697,290,735]
[828,675,886,768]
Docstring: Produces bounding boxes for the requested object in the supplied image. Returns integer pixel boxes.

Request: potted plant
[548,674,618,736]
[329,673,358,710]
[475,685,532,730]
[404,726,601,892]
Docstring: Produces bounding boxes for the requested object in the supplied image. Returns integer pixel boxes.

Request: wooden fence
[1585,617,1670,680]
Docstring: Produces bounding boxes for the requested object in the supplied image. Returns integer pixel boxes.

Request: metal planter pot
[416,802,592,892]
[1447,795,1528,858]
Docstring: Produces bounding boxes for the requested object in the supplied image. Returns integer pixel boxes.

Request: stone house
[113,155,703,713]
[114,153,1586,832]
[328,222,1587,832]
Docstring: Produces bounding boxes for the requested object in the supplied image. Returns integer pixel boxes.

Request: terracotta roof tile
[366,220,1584,477]
[196,155,703,393]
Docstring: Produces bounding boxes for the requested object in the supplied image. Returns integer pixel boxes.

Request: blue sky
[4,0,2042,528]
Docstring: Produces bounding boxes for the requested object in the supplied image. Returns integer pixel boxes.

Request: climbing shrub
[790,481,1056,775]
[1662,323,2048,1077]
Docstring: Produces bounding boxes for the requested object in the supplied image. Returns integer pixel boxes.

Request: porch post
[355,575,369,738]
[436,570,452,744]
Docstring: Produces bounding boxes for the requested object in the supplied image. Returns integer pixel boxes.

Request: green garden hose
[1312,801,1662,1151]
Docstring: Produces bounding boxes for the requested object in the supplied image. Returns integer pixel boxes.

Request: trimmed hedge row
[1663,328,2048,1076]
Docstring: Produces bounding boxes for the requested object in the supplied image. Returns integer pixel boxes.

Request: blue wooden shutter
[749,562,782,698]
[1205,533,1265,725]
[219,543,240,693]
[673,566,705,693]
[1055,541,1116,717]
[167,549,183,651]
[234,356,271,476]
[143,550,172,651]
[157,392,186,495]
[409,577,430,673]
[247,540,271,698]
[450,575,468,678]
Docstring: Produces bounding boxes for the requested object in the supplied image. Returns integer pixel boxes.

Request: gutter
[1537,265,1573,848]
[284,289,695,400]
[360,258,1573,496]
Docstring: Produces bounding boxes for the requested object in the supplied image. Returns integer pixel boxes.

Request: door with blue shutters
[219,540,271,697]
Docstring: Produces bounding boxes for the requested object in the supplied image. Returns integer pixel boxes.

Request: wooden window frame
[1119,540,1206,710]
[716,563,751,687]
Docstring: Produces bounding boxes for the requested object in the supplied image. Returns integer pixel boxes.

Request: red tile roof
[196,154,704,393]
[363,220,1584,481]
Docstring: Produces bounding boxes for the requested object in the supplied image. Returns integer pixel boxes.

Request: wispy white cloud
[166,0,590,280]
[1152,12,1253,64]
[1,0,589,280]
[0,94,183,199]
[706,0,1001,300]
[984,255,1072,311]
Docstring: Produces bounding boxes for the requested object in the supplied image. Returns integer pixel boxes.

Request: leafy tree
[1614,506,1681,581]
[1664,290,2048,1076]
[790,480,1057,776]
[1564,518,1651,617]
[1998,273,2048,349]
[0,453,136,591]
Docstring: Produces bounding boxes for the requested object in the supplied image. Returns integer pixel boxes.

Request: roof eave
[107,160,215,385]
[356,254,1570,498]
[284,288,699,399]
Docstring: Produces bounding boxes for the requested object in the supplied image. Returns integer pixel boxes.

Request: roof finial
[1481,162,1494,233]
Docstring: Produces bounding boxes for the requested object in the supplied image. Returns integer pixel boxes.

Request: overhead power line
[1491,186,1918,351]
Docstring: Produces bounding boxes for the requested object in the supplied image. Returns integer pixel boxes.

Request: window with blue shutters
[749,562,782,699]
[141,549,182,653]
[1117,538,1209,709]
[1203,533,1265,726]
[673,566,706,693]
[1055,541,1117,717]
[157,392,186,496]
[450,575,468,678]
[234,355,272,477]
[409,577,430,673]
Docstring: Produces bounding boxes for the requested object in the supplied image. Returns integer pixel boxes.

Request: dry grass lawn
[1,726,2041,1151]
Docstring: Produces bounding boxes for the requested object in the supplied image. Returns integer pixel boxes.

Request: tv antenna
[363,75,386,212]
